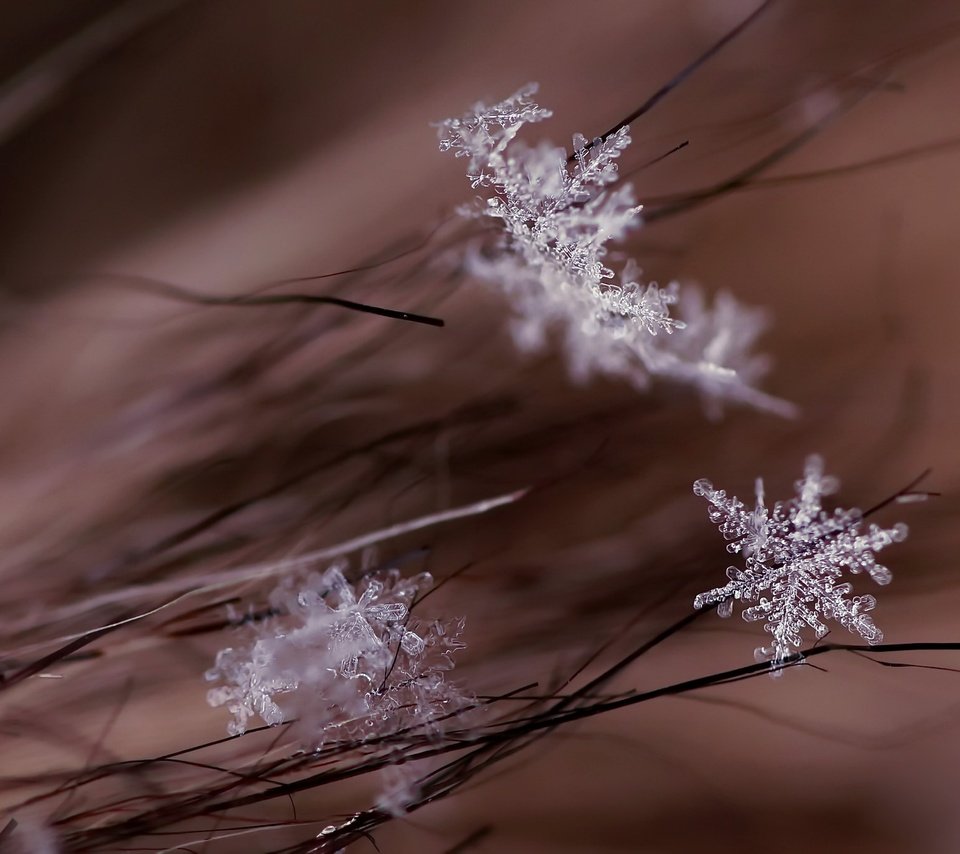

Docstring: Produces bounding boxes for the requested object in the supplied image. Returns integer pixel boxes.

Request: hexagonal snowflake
[693,455,907,668]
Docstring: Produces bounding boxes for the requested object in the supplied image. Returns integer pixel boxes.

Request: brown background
[1,2,959,852]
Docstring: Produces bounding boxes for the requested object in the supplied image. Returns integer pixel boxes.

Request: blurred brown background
[1,2,959,852]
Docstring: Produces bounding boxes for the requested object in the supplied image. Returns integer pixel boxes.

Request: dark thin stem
[52,633,959,851]
[642,137,960,208]
[443,825,492,854]
[639,139,689,171]
[643,78,882,222]
[570,0,776,161]
[863,468,936,517]
[112,275,444,327]
[0,624,118,692]
[743,136,960,189]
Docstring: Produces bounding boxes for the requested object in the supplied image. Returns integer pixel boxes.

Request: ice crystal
[655,285,797,419]
[206,561,468,744]
[437,84,789,414]
[693,455,907,668]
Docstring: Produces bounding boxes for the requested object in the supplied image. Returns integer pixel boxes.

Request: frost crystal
[437,84,789,415]
[206,561,468,744]
[693,456,907,668]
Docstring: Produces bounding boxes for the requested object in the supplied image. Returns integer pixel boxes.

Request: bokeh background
[1,2,959,852]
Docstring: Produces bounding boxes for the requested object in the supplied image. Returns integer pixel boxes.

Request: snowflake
[437,85,645,296]
[437,84,790,415]
[206,561,468,743]
[437,86,678,361]
[693,455,908,669]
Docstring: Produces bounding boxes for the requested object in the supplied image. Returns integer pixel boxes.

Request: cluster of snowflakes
[206,562,468,746]
[693,455,907,669]
[436,83,793,418]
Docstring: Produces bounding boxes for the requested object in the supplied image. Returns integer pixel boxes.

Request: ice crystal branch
[665,285,797,418]
[693,455,908,668]
[437,83,792,416]
[206,561,468,746]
